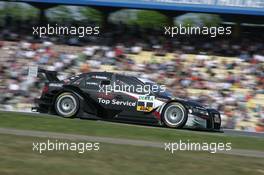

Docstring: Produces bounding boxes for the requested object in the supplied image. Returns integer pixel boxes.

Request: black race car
[32,69,221,131]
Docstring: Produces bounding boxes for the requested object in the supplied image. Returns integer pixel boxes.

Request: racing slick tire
[162,102,188,128]
[55,92,80,118]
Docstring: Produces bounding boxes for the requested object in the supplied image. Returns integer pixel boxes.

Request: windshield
[145,82,173,98]
[138,78,173,98]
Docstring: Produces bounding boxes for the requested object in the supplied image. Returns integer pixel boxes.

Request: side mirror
[101,80,111,86]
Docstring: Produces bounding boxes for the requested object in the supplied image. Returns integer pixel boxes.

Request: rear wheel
[162,102,187,128]
[55,92,79,118]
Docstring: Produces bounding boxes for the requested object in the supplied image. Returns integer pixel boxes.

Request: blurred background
[0,0,263,132]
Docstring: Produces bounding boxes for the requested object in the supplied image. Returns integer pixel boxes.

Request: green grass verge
[0,111,263,151]
[0,134,263,175]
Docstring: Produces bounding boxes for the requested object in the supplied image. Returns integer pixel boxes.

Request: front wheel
[55,92,79,118]
[162,102,188,128]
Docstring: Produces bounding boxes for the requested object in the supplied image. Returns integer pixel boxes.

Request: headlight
[191,107,208,116]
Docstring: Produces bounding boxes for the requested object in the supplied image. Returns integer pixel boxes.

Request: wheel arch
[52,85,89,117]
[53,85,105,117]
[160,100,189,128]
[160,99,189,115]
[53,85,84,103]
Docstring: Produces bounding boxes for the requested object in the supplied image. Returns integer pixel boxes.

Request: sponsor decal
[97,93,114,100]
[98,98,136,107]
[92,75,108,80]
[138,96,155,101]
[86,82,98,86]
[137,96,155,112]
[49,83,63,87]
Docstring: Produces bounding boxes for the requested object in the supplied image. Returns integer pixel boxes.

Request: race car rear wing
[28,66,60,82]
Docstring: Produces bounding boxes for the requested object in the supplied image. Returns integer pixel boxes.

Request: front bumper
[185,110,221,130]
[207,110,221,130]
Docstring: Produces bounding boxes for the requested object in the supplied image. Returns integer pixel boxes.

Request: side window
[71,74,112,91]
[115,75,145,94]
[85,77,102,90]
[72,77,85,88]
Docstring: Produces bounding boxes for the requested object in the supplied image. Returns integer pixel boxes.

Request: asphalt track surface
[3,111,264,138]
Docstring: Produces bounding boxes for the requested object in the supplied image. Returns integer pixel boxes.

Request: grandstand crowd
[0,23,263,132]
